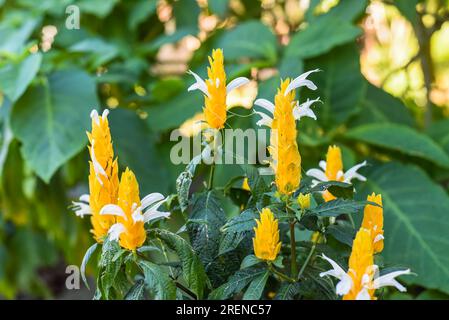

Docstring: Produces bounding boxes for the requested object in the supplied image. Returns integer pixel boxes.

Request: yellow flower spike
[204,49,227,129]
[343,228,376,300]
[268,79,301,195]
[242,177,250,191]
[187,49,250,130]
[297,193,311,210]
[253,208,282,261]
[323,145,343,201]
[361,193,384,253]
[114,168,147,251]
[72,109,119,242]
[306,145,367,202]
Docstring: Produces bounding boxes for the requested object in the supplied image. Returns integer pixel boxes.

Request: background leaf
[11,69,98,182]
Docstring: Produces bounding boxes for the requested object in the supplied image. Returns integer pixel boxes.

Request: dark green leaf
[345,123,449,168]
[124,279,145,300]
[0,53,42,102]
[242,270,269,300]
[216,20,277,62]
[138,260,177,300]
[109,108,170,194]
[208,266,266,300]
[155,229,208,299]
[80,243,98,290]
[11,69,98,182]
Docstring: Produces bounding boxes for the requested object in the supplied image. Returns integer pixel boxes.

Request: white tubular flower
[319,254,353,296]
[320,229,412,300]
[108,223,126,241]
[284,69,320,95]
[72,194,91,217]
[188,70,250,98]
[305,146,367,199]
[292,97,321,121]
[253,70,320,127]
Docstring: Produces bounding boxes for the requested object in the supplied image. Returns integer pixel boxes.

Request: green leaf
[109,108,170,194]
[285,17,360,59]
[173,0,200,32]
[298,180,353,196]
[146,87,202,131]
[221,208,257,233]
[394,0,419,25]
[308,199,373,217]
[0,19,39,55]
[352,82,414,126]
[275,282,301,300]
[0,98,13,177]
[188,192,233,286]
[128,0,157,30]
[80,243,98,290]
[216,20,277,62]
[0,53,42,102]
[242,270,269,300]
[326,0,368,21]
[208,266,266,300]
[11,69,98,182]
[124,279,145,300]
[155,229,208,299]
[345,123,449,168]
[78,0,119,18]
[305,44,364,126]
[326,222,355,247]
[138,260,176,300]
[359,162,449,293]
[69,38,119,68]
[208,0,229,17]
[98,238,122,299]
[176,157,199,212]
[427,118,449,155]
[218,231,246,256]
[240,254,261,269]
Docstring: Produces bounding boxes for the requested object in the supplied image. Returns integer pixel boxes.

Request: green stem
[289,219,298,278]
[297,242,316,280]
[208,163,215,190]
[175,281,197,300]
[268,263,296,283]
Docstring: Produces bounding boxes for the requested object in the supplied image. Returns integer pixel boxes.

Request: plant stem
[175,281,197,300]
[208,163,215,190]
[268,263,296,283]
[297,243,316,280]
[289,219,298,278]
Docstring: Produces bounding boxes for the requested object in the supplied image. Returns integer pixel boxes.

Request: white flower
[187,70,250,100]
[72,194,91,217]
[253,69,321,127]
[306,160,367,187]
[99,192,170,241]
[319,254,411,299]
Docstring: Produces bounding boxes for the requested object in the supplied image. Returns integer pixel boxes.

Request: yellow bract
[297,193,311,210]
[269,79,301,195]
[343,228,375,300]
[116,168,146,251]
[253,208,282,261]
[362,193,384,253]
[323,145,343,201]
[204,49,227,129]
[87,113,119,242]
